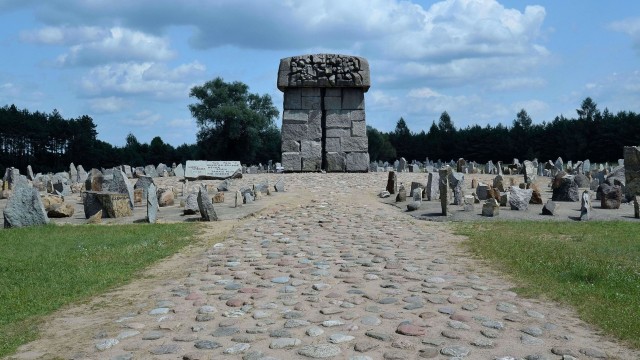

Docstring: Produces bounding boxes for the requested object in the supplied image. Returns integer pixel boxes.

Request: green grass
[0,223,200,357]
[454,220,640,348]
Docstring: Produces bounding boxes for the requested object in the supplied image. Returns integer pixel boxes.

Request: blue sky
[1,0,639,147]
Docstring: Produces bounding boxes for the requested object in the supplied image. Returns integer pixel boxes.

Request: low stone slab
[83,191,133,219]
[185,160,242,180]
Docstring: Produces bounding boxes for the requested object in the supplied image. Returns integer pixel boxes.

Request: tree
[389,117,412,159]
[513,109,532,129]
[438,111,455,133]
[577,97,599,121]
[188,77,279,164]
[367,126,396,162]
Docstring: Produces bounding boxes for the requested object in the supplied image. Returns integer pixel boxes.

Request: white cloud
[490,77,546,91]
[88,96,130,113]
[167,118,196,128]
[610,17,640,54]
[408,87,441,98]
[120,110,161,127]
[80,61,205,99]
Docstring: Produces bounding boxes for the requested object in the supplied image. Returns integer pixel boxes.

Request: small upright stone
[634,196,639,218]
[542,200,556,216]
[509,186,532,211]
[386,171,397,194]
[396,184,406,202]
[482,198,500,217]
[147,183,158,223]
[197,187,218,221]
[580,190,591,221]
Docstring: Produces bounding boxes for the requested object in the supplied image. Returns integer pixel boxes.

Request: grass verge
[454,220,640,348]
[0,222,200,357]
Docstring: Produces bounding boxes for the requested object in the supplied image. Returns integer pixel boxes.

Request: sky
[1,0,639,147]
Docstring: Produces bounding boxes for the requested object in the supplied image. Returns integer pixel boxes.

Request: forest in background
[2,96,640,175]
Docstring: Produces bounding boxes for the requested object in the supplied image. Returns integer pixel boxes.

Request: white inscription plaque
[184,160,242,179]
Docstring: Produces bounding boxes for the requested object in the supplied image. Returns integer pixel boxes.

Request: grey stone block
[283,88,301,110]
[301,88,321,96]
[326,152,345,172]
[300,140,322,171]
[324,96,342,110]
[342,88,364,109]
[325,88,342,96]
[282,152,301,171]
[282,123,308,141]
[283,110,308,123]
[326,110,350,128]
[326,138,341,152]
[326,128,351,138]
[346,152,369,172]
[350,110,365,121]
[301,96,321,110]
[341,136,368,152]
[351,120,366,137]
[281,140,301,152]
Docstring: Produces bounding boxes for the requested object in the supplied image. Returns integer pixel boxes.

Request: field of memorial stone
[0,150,639,360]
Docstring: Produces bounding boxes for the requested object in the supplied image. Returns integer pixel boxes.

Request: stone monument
[278,54,370,172]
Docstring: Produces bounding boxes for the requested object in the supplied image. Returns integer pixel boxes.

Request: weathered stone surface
[598,183,622,209]
[386,171,397,194]
[85,169,104,191]
[542,200,557,216]
[47,203,75,218]
[326,152,345,172]
[157,188,174,207]
[552,176,579,202]
[634,196,639,218]
[523,160,536,184]
[212,192,225,203]
[278,54,370,90]
[476,183,489,200]
[625,146,640,196]
[185,161,242,180]
[510,187,533,210]
[83,192,132,218]
[144,164,158,177]
[104,170,134,210]
[426,172,439,201]
[147,183,158,223]
[346,152,369,172]
[439,167,451,215]
[301,140,322,171]
[448,172,464,205]
[282,152,302,172]
[184,192,199,215]
[482,198,500,217]
[396,184,407,202]
[4,186,49,227]
[580,190,591,221]
[197,187,218,221]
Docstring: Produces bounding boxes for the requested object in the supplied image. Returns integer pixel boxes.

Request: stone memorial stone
[590,178,600,192]
[174,164,185,177]
[147,183,158,223]
[463,195,475,211]
[410,182,424,199]
[598,183,622,209]
[134,176,155,203]
[634,196,639,218]
[83,192,132,218]
[426,172,439,201]
[157,188,174,207]
[395,184,407,202]
[509,187,532,211]
[439,167,451,215]
[274,178,285,192]
[156,163,167,177]
[482,198,500,217]
[554,157,563,172]
[278,54,370,172]
[185,160,242,180]
[144,164,158,177]
[574,174,589,188]
[493,175,505,192]
[235,190,243,207]
[121,165,132,178]
[183,192,199,215]
[624,146,640,196]
[104,170,134,210]
[26,165,34,180]
[448,172,464,205]
[386,171,397,194]
[217,179,232,192]
[523,160,536,184]
[580,190,591,221]
[76,165,88,183]
[476,183,489,200]
[3,186,49,228]
[456,158,466,173]
[85,169,104,191]
[542,200,556,215]
[254,180,270,195]
[552,176,579,202]
[47,203,74,218]
[212,192,225,203]
[197,187,218,221]
[398,158,407,172]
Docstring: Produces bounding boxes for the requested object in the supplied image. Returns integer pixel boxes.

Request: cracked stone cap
[278,54,370,92]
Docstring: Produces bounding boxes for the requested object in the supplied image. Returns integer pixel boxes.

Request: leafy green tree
[188,77,279,164]
[577,97,600,121]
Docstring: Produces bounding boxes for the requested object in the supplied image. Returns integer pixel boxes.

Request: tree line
[369,97,640,165]
[2,77,639,176]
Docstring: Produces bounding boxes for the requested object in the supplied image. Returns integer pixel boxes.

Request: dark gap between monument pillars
[320,88,327,170]
[278,54,371,172]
